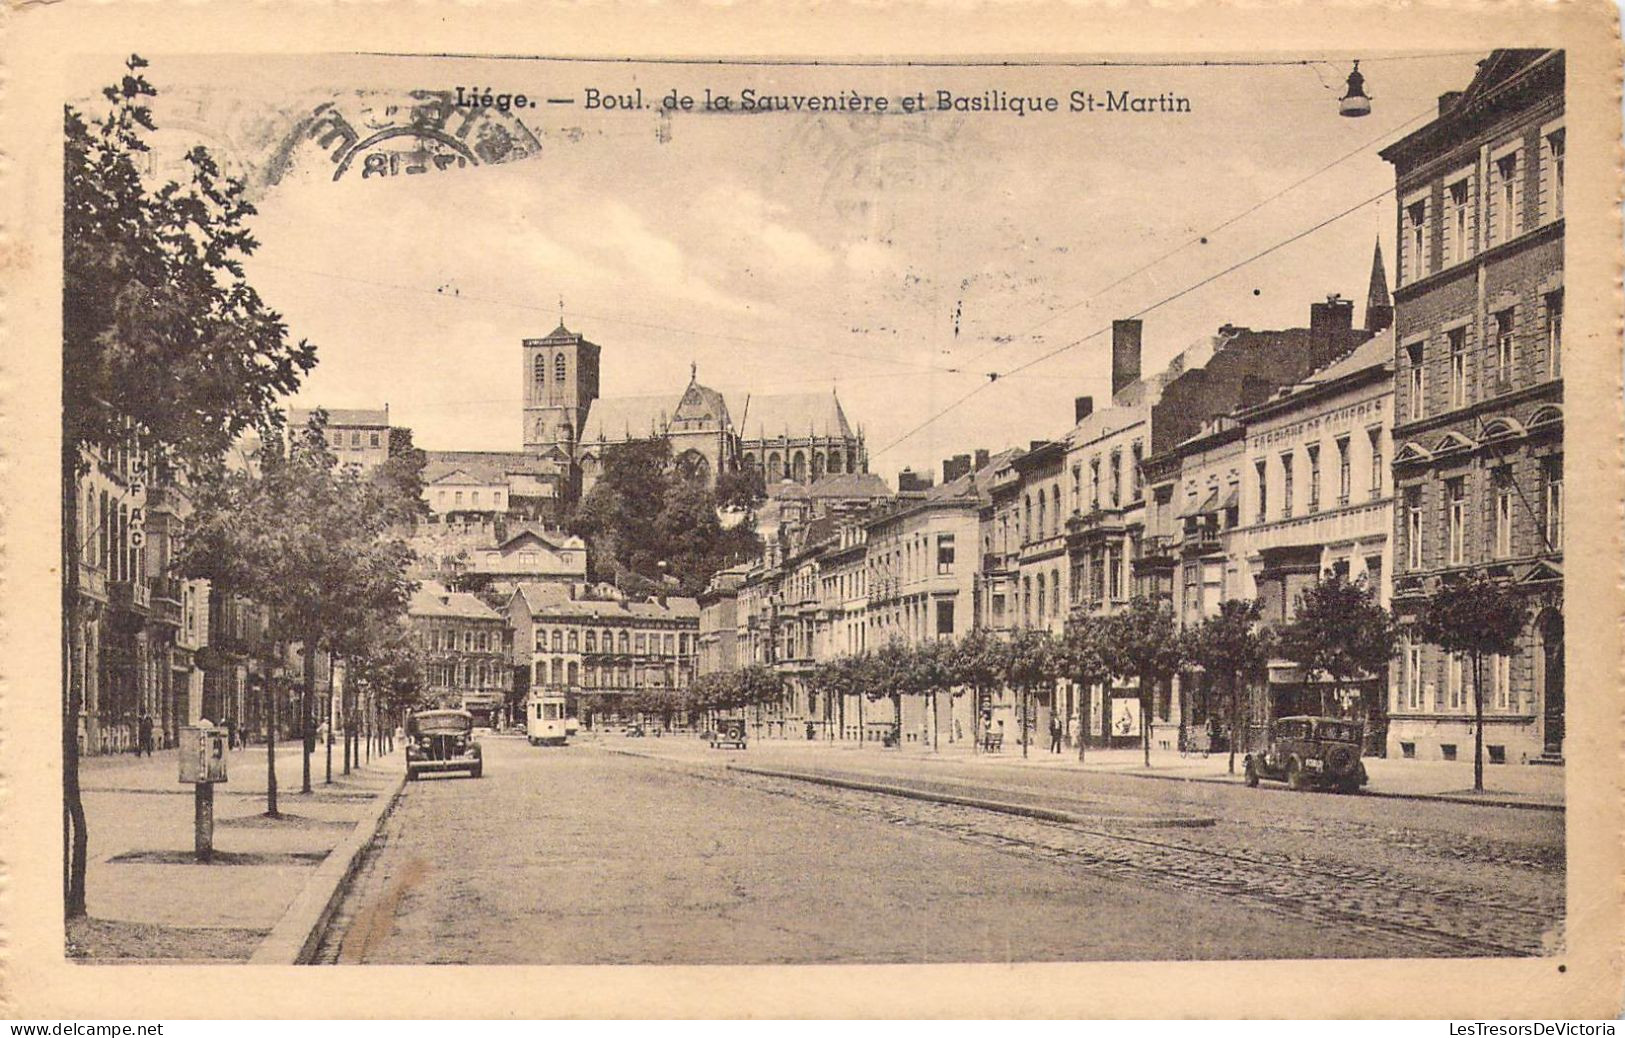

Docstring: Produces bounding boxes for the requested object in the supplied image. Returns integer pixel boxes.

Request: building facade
[289,406,393,472]
[409,583,513,725]
[1380,49,1565,764]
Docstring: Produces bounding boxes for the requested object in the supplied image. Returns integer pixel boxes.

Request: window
[455,491,464,506]
[1406,341,1426,421]
[1052,568,1063,616]
[1494,309,1515,389]
[1404,199,1428,284]
[1542,457,1563,551]
[1306,444,1321,513]
[350,431,361,447]
[568,629,579,652]
[1546,291,1563,379]
[1336,436,1351,504]
[1406,641,1423,711]
[1493,151,1520,244]
[1493,469,1514,559]
[936,534,955,574]
[1255,459,1268,523]
[1036,573,1046,620]
[1441,743,1458,762]
[1036,495,1046,540]
[554,353,567,382]
[1051,486,1061,535]
[1089,458,1100,510]
[1108,547,1122,601]
[1445,177,1471,266]
[1070,465,1081,513]
[1400,741,1416,759]
[1492,653,1512,710]
[937,599,955,637]
[585,630,597,653]
[551,629,562,652]
[1406,486,1424,569]
[1447,478,1467,565]
[1543,126,1565,222]
[1023,576,1033,624]
[1367,428,1383,498]
[1131,442,1144,500]
[618,631,629,653]
[1110,453,1122,508]
[1448,327,1468,410]
[534,355,546,384]
[472,491,481,506]
[1024,495,1033,541]
[1280,452,1294,518]
[1446,652,1468,711]
[370,431,381,448]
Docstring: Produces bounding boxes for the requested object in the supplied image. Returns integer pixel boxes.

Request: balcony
[110,579,151,614]
[150,576,183,627]
[76,563,108,604]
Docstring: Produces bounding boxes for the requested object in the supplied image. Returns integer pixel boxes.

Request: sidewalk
[591,730,1564,809]
[69,739,403,962]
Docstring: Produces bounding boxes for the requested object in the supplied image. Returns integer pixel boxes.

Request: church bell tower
[523,323,601,461]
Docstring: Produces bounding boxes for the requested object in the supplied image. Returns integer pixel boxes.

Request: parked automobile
[405,709,483,780]
[1243,716,1367,793]
[710,718,747,750]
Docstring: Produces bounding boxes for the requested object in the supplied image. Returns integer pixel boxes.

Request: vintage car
[710,718,748,750]
[1243,715,1367,793]
[405,709,483,780]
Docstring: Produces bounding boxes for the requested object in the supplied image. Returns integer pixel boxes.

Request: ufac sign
[178,722,229,784]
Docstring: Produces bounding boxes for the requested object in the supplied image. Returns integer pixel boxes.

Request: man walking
[137,709,154,758]
[1049,714,1063,754]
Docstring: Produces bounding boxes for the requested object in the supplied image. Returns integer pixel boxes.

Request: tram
[527,689,570,746]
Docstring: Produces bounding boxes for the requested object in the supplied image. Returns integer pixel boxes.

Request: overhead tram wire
[871,182,1397,459]
[257,262,964,378]
[372,52,1488,69]
[959,101,1437,374]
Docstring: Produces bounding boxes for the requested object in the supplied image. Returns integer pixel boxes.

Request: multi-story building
[1380,49,1565,765]
[506,584,699,725]
[289,406,393,472]
[406,520,587,592]
[409,582,512,725]
[696,565,749,679]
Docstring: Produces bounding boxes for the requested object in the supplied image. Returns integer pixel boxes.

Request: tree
[864,640,921,746]
[735,664,785,736]
[1098,597,1185,767]
[950,629,1008,753]
[1002,629,1059,759]
[1059,616,1110,762]
[1417,574,1528,792]
[810,654,866,742]
[715,465,766,509]
[1277,574,1398,723]
[1184,599,1273,774]
[912,639,960,751]
[62,55,316,917]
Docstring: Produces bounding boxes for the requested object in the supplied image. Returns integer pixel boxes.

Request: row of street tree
[62,56,429,918]
[623,573,1527,793]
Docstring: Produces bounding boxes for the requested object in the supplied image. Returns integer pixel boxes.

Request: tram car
[527,690,570,747]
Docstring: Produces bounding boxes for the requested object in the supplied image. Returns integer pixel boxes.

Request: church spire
[1365,237,1393,333]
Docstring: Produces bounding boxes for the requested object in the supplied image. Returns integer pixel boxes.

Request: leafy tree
[810,654,867,742]
[372,426,429,527]
[715,465,766,509]
[570,438,762,596]
[864,639,921,745]
[1277,574,1398,723]
[1098,597,1185,767]
[1417,574,1528,792]
[1184,599,1273,774]
[950,629,1008,753]
[735,663,785,735]
[912,639,960,751]
[1002,629,1059,759]
[1059,616,1110,762]
[61,55,316,917]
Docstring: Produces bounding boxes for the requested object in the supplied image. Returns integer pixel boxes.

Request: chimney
[1111,319,1142,397]
[942,454,973,484]
[974,449,990,469]
[1074,395,1094,423]
[1030,440,1048,453]
[1309,294,1354,335]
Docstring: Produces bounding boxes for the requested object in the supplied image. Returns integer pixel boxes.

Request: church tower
[1364,237,1393,334]
[523,323,601,462]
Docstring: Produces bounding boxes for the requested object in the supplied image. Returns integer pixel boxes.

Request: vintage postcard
[1,0,1621,1020]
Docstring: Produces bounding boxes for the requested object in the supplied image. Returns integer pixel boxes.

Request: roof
[423,450,558,484]
[767,471,893,501]
[1238,328,1395,422]
[497,526,584,551]
[672,372,731,428]
[289,406,389,429]
[731,391,855,440]
[530,596,701,622]
[580,395,674,444]
[409,582,504,621]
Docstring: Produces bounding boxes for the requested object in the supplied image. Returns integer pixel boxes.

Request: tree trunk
[1141,672,1152,768]
[1227,671,1240,775]
[265,655,280,817]
[301,641,315,794]
[1021,685,1029,759]
[857,694,864,745]
[62,454,90,919]
[1472,652,1485,792]
[1077,681,1089,763]
[931,689,940,752]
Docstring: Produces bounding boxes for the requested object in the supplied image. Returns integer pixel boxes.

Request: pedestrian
[226,717,237,751]
[1049,715,1063,754]
[137,710,153,758]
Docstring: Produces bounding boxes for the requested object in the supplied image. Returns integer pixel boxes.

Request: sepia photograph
[3,2,1621,1021]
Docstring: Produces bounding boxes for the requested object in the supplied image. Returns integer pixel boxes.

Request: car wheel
[1338,778,1360,795]
[471,764,483,779]
[406,769,418,782]
[1286,760,1305,791]
[1244,759,1260,787]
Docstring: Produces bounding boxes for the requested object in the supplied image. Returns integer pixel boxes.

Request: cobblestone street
[316,735,1563,964]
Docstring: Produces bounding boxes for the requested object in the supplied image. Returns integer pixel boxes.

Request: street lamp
[1339,60,1372,118]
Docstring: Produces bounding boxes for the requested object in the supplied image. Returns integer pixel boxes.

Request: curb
[247,762,407,965]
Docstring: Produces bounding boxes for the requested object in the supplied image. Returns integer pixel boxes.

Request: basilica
[522,322,869,500]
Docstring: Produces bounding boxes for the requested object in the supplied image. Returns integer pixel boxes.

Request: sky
[92,50,1486,482]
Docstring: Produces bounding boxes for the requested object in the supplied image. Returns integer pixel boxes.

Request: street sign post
[179,722,229,862]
